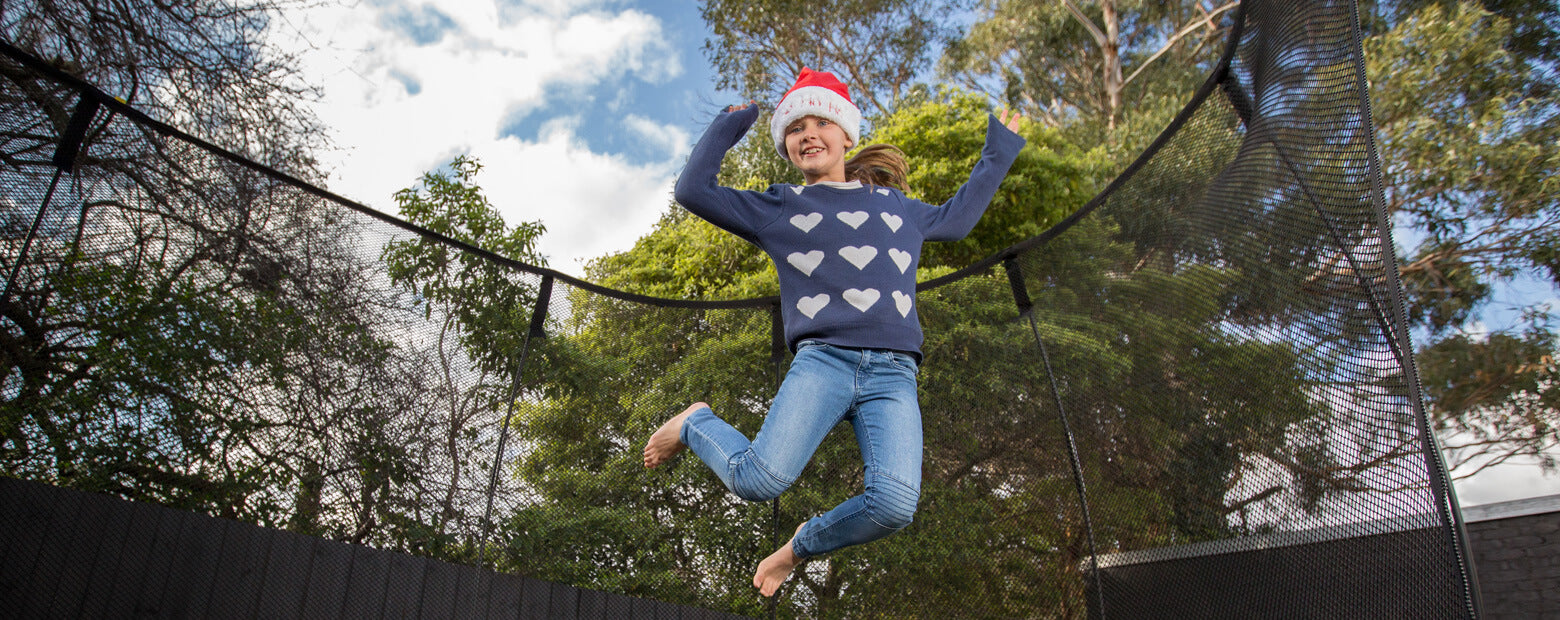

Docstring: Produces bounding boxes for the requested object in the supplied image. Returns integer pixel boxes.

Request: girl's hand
[726,101,758,114]
[999,108,1024,134]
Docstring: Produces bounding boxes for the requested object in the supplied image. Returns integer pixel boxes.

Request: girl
[643,68,1024,597]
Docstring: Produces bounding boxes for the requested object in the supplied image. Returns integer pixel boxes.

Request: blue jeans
[680,341,922,558]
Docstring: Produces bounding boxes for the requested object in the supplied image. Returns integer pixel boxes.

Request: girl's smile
[785,116,853,184]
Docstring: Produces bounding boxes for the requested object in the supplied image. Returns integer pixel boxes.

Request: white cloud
[271,0,685,275]
[622,114,690,161]
[476,129,671,272]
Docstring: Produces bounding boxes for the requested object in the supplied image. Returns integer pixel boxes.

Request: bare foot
[754,522,806,597]
[642,402,703,468]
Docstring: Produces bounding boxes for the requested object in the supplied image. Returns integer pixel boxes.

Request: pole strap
[528,275,553,338]
[1004,256,1033,316]
[52,94,101,173]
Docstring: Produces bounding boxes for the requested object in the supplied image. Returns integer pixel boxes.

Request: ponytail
[844,144,909,193]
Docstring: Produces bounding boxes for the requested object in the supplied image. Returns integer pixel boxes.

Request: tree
[943,0,1560,489]
[0,0,482,553]
[699,0,963,116]
[943,0,1238,135]
[377,156,550,555]
[1363,1,1560,478]
[0,0,323,172]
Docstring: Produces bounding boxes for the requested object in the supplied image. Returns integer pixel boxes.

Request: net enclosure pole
[767,302,784,619]
[1004,257,1107,619]
[478,274,553,567]
[2,94,99,307]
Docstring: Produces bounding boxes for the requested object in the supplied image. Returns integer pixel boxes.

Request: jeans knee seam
[747,452,794,488]
[870,466,919,495]
[863,496,912,531]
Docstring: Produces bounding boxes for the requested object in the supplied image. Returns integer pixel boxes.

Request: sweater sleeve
[672,105,785,244]
[917,114,1026,242]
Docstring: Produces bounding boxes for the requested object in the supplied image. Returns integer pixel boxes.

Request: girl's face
[784,115,853,184]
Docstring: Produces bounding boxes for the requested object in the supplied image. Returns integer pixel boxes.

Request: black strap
[528,275,553,339]
[1003,256,1033,316]
[770,302,786,363]
[52,94,101,173]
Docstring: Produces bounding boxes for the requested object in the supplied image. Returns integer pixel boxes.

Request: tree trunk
[1101,0,1123,130]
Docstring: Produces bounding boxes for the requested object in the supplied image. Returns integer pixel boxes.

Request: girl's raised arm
[672,104,784,243]
[917,113,1027,241]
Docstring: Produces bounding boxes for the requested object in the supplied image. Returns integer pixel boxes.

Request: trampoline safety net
[0,0,1481,618]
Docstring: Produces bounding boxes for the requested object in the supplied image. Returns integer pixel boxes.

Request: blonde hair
[844,144,909,193]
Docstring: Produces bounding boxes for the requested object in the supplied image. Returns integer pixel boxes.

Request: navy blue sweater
[673,105,1025,357]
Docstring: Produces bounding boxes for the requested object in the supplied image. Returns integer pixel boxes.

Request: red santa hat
[769,68,862,159]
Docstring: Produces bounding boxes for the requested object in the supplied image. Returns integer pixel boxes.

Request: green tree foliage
[945,0,1560,484]
[870,89,1113,267]
[0,0,375,526]
[698,0,963,115]
[0,132,429,534]
[944,0,1237,142]
[1364,1,1560,476]
[384,156,548,374]
[0,5,541,559]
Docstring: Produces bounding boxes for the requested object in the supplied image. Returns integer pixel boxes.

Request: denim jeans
[680,340,922,558]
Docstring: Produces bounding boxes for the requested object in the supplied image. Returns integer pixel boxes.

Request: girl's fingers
[999,108,1024,133]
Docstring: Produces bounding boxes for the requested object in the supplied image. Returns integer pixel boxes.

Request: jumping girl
[642,68,1025,597]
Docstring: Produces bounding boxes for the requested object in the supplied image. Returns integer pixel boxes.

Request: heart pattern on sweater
[880,213,903,232]
[888,248,912,273]
[837,211,869,229]
[790,212,822,233]
[892,290,913,317]
[797,294,830,319]
[838,245,878,270]
[787,250,824,276]
[844,288,880,312]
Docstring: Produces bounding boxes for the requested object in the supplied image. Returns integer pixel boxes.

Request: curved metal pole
[1005,258,1106,618]
[1,168,64,308]
[478,275,553,567]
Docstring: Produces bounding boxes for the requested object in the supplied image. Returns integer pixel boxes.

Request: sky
[267,0,729,275]
[263,0,1558,508]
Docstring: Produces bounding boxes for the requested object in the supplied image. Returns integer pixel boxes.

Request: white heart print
[790,212,822,233]
[892,290,913,317]
[838,245,878,270]
[880,213,903,232]
[787,250,824,276]
[791,186,805,195]
[888,248,912,273]
[837,211,869,229]
[876,188,891,196]
[797,294,830,319]
[844,288,880,312]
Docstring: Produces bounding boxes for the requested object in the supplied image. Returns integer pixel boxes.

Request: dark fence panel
[0,477,748,619]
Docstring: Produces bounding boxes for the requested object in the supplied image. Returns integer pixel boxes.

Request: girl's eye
[818,119,831,126]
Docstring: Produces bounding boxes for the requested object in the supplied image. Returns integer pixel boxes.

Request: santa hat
[769,68,861,159]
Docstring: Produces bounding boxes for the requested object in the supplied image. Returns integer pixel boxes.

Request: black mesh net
[0,0,1479,617]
